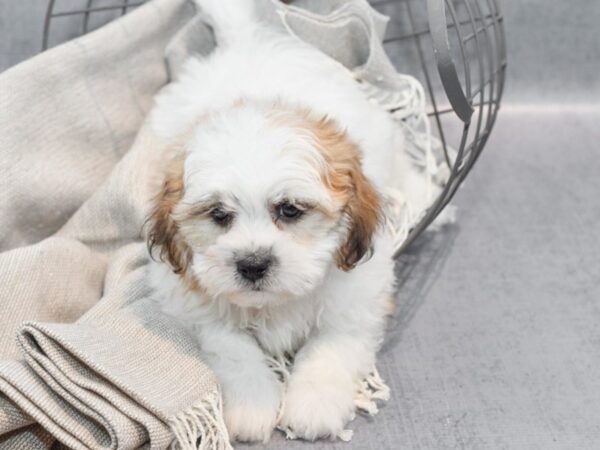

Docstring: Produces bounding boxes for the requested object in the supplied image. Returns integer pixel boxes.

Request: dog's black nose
[236,254,272,282]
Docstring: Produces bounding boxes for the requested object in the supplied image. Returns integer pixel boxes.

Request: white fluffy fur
[147,0,432,443]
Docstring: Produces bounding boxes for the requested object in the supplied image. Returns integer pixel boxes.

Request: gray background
[1,0,599,449]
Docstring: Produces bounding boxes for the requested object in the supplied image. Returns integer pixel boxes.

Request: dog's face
[148,102,380,308]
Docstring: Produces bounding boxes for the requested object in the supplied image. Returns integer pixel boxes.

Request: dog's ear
[308,115,381,271]
[334,159,381,271]
[146,154,192,275]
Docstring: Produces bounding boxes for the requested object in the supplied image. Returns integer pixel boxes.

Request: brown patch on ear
[146,154,193,276]
[309,116,381,271]
[336,166,381,271]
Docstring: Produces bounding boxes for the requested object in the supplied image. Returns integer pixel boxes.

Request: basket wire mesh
[42,0,506,256]
[370,0,506,254]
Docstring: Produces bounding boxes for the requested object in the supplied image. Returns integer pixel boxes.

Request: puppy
[146,0,430,443]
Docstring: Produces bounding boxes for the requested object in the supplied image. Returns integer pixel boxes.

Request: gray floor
[2,0,600,449]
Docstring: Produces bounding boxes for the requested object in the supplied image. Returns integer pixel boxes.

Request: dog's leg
[279,298,391,439]
[278,333,364,440]
[197,322,282,443]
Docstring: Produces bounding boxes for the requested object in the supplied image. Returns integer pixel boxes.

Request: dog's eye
[278,202,303,221]
[210,208,233,227]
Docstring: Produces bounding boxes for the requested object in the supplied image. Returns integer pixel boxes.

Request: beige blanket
[0,0,436,448]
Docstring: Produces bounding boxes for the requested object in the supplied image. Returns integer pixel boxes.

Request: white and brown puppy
[146,0,428,443]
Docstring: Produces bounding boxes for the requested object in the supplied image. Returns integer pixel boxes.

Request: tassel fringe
[169,390,232,450]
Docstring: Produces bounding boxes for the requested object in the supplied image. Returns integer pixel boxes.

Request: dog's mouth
[234,270,274,293]
[226,286,288,308]
[224,273,301,307]
[243,278,271,293]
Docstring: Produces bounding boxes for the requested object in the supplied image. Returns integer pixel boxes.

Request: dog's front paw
[222,369,282,443]
[279,371,355,441]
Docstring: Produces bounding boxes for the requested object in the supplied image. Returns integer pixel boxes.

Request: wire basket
[371,0,506,255]
[42,0,506,257]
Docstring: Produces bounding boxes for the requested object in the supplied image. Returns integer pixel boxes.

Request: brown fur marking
[307,115,381,271]
[146,154,193,276]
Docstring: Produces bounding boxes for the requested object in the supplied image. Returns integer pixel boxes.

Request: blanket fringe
[354,367,391,416]
[169,390,232,450]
